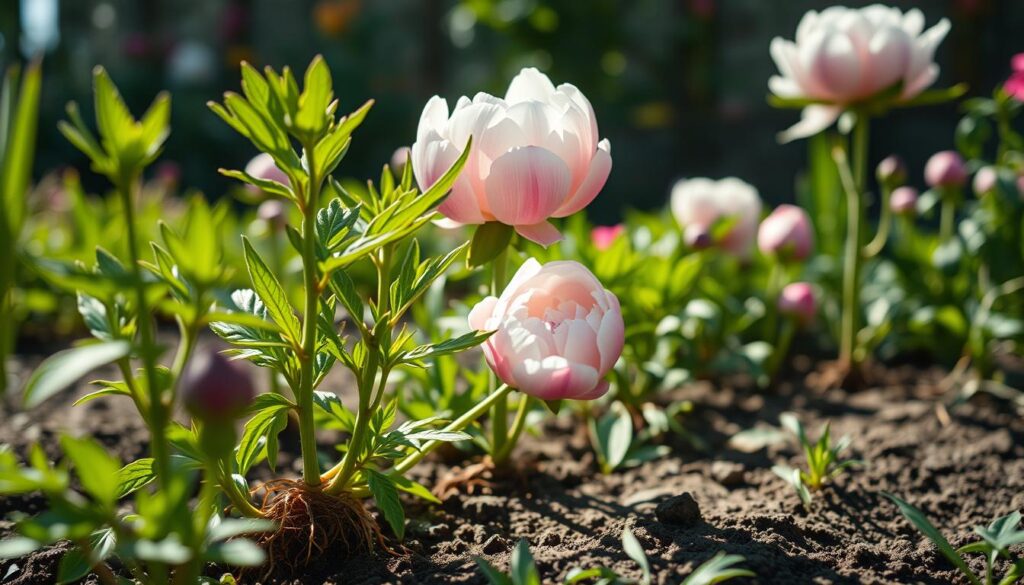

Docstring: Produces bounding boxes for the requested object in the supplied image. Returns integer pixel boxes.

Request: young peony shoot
[772,413,861,509]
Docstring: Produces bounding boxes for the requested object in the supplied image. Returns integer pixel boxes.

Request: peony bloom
[924,150,967,188]
[777,282,817,325]
[889,186,919,214]
[1004,54,1024,101]
[758,204,814,262]
[591,224,625,251]
[972,166,998,197]
[245,152,291,188]
[670,177,762,257]
[769,5,950,142]
[411,67,612,246]
[468,259,624,400]
[180,347,256,421]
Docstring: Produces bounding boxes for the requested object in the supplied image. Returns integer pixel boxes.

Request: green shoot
[772,412,861,509]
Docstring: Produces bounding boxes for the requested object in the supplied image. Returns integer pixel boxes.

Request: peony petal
[901,8,924,37]
[512,357,599,400]
[777,105,842,143]
[814,33,864,98]
[902,63,939,100]
[864,26,911,95]
[416,96,450,143]
[553,139,612,218]
[468,296,499,331]
[904,18,950,97]
[485,146,569,225]
[413,138,487,224]
[505,67,557,104]
[573,379,610,401]
[596,309,625,374]
[515,221,564,247]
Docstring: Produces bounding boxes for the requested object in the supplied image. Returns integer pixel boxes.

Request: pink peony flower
[591,224,625,251]
[670,177,762,257]
[925,150,967,188]
[1005,54,1024,101]
[411,68,611,246]
[889,186,919,214]
[468,259,624,400]
[973,166,999,196]
[758,204,814,262]
[769,6,950,142]
[777,282,817,325]
[245,152,291,189]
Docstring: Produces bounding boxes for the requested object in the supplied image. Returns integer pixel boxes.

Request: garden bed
[2,356,1020,585]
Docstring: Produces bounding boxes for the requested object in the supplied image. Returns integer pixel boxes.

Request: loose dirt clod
[655,492,703,526]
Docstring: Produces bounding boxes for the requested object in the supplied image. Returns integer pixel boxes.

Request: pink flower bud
[973,166,998,196]
[889,186,919,215]
[468,259,624,401]
[591,224,624,251]
[757,204,814,262]
[925,151,968,189]
[670,177,762,257]
[412,68,611,247]
[244,153,291,189]
[876,155,906,187]
[257,199,287,231]
[180,348,256,421]
[777,282,816,325]
[390,146,411,175]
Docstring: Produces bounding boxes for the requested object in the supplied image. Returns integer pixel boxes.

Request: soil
[1,353,1022,585]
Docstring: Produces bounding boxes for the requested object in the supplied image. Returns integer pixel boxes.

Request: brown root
[432,455,537,500]
[244,479,385,580]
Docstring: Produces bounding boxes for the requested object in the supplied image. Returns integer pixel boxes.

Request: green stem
[834,117,869,370]
[297,193,322,486]
[389,384,513,477]
[863,184,892,258]
[119,172,171,489]
[217,459,262,518]
[939,193,956,244]
[493,395,533,464]
[766,318,796,379]
[326,345,378,493]
[490,248,509,457]
[764,261,785,340]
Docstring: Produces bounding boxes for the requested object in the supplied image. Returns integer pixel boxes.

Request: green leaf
[242,237,301,344]
[237,399,292,475]
[23,340,131,408]
[510,539,541,585]
[60,435,121,506]
[391,474,441,505]
[401,330,494,363]
[883,493,982,585]
[116,457,155,498]
[329,270,364,323]
[680,551,755,585]
[366,469,405,540]
[468,222,514,268]
[56,546,92,585]
[204,539,267,567]
[622,528,651,585]
[475,557,514,585]
[1,58,41,235]
[0,536,41,559]
[207,518,277,542]
[294,55,333,138]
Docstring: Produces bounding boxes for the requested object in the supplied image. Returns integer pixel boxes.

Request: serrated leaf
[242,237,301,344]
[366,469,405,540]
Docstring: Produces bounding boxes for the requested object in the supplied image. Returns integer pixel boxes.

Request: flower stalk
[833,116,870,371]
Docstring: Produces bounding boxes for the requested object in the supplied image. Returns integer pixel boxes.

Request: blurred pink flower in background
[777,282,817,325]
[758,204,814,262]
[591,224,624,251]
[670,177,762,257]
[925,150,967,188]
[412,68,612,246]
[469,259,624,401]
[890,186,919,215]
[769,6,950,142]
[973,166,999,196]
[1003,53,1024,101]
[245,153,291,189]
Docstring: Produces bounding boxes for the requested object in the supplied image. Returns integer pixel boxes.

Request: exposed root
[432,455,537,499]
[244,479,385,580]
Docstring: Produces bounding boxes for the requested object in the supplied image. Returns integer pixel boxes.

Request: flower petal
[485,146,569,225]
[505,67,557,104]
[777,105,842,143]
[515,221,564,247]
[553,139,612,218]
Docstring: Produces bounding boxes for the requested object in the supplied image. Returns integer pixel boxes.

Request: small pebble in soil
[655,492,702,526]
[481,534,508,554]
[709,460,746,486]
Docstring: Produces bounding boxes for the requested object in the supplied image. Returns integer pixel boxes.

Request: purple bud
[876,155,906,187]
[972,166,999,197]
[684,225,712,249]
[889,186,919,215]
[924,151,968,189]
[180,348,256,422]
[757,204,814,262]
[777,282,816,325]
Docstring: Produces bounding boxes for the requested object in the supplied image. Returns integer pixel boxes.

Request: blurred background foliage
[1,0,1023,223]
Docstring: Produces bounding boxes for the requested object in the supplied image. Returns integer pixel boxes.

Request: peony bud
[180,347,256,422]
[777,282,816,325]
[257,199,288,232]
[925,151,968,189]
[757,204,814,262]
[468,259,624,401]
[972,166,999,197]
[876,155,907,188]
[390,146,411,175]
[889,186,919,215]
[670,177,762,257]
[591,224,624,251]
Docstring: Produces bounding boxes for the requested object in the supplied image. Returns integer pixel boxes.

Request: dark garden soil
[1,352,1022,585]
